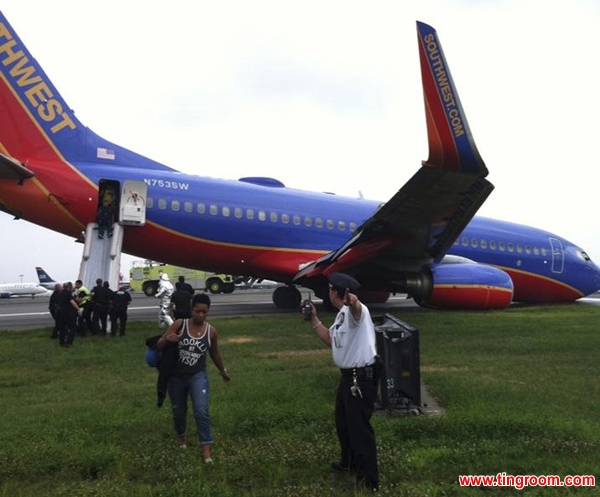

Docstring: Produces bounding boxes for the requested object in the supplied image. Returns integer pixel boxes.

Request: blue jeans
[168,370,213,445]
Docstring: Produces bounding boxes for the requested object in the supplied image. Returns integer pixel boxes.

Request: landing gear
[272,285,302,309]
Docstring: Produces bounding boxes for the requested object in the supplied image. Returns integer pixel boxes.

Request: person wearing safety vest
[75,279,93,336]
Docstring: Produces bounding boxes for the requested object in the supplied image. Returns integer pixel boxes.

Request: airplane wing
[294,22,493,287]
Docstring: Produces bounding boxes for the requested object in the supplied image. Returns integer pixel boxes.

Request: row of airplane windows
[146,197,359,232]
[455,236,548,257]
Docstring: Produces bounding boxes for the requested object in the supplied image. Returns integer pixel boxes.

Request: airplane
[0,12,599,310]
[0,281,50,299]
[35,267,59,290]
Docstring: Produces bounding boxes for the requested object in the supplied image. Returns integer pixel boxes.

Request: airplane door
[120,180,147,226]
[549,237,564,274]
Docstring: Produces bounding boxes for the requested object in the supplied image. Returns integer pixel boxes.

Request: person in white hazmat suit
[155,273,174,328]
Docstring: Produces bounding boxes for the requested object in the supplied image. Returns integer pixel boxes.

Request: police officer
[55,281,81,347]
[110,286,132,336]
[91,278,112,334]
[308,273,380,492]
[75,279,92,336]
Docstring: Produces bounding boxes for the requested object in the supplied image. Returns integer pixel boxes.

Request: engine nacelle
[357,290,390,304]
[417,263,513,310]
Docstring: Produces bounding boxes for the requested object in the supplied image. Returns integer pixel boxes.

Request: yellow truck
[129,260,242,296]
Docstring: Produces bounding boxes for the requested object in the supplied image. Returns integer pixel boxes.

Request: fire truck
[129,260,242,296]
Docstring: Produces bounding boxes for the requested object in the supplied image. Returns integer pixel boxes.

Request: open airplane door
[120,180,148,226]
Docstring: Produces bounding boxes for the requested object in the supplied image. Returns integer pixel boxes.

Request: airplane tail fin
[35,266,56,287]
[0,12,173,171]
[416,21,487,176]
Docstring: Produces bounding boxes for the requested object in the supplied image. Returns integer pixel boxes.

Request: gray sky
[1,0,599,284]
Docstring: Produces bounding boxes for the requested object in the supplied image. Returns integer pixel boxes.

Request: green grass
[0,304,599,496]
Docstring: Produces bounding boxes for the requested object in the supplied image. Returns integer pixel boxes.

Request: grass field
[0,303,599,496]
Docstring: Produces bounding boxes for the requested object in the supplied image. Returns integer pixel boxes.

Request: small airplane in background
[0,12,599,310]
[0,281,50,299]
[35,267,59,290]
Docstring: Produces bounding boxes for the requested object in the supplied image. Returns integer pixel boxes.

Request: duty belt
[339,364,375,379]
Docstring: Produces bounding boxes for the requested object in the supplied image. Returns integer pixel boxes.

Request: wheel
[222,283,235,294]
[143,281,158,297]
[207,279,223,294]
[272,285,301,309]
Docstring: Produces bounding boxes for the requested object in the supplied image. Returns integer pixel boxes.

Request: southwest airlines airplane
[0,12,599,310]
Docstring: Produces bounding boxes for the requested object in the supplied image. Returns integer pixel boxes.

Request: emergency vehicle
[129,260,242,296]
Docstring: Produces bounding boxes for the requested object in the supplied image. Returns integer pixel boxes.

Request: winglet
[417,21,487,177]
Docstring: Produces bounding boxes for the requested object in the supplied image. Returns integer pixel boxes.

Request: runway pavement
[0,288,418,332]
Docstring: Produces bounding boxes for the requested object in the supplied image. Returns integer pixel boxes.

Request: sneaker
[204,457,213,464]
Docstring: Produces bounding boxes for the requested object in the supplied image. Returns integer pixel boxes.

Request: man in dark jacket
[170,282,192,320]
[91,279,112,335]
[110,288,132,336]
[49,283,62,339]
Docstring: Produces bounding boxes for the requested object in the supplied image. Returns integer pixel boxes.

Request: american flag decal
[96,148,115,160]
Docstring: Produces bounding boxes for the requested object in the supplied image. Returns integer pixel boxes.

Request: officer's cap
[327,272,361,292]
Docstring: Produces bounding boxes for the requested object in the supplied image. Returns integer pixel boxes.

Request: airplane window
[525,246,531,254]
[293,215,300,226]
[339,221,346,231]
[305,217,312,227]
[462,237,468,246]
[471,238,477,248]
[184,202,192,213]
[147,197,154,209]
[490,241,497,250]
[235,208,242,219]
[171,201,180,211]
[499,242,505,251]
[580,250,592,262]
[350,222,357,232]
[481,240,487,249]
[282,214,289,224]
[508,243,514,252]
[222,206,230,217]
[327,219,334,229]
[534,247,540,256]
[541,247,547,257]
[517,244,523,253]
[270,212,278,223]
[158,199,167,210]
[316,218,324,228]
[197,203,206,214]
[246,209,254,220]
[210,205,218,216]
[258,210,266,221]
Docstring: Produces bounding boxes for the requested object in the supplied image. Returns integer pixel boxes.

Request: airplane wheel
[272,285,301,309]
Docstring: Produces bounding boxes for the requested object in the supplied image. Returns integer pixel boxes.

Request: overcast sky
[1,0,599,284]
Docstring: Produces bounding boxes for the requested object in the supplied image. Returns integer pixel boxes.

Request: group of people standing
[49,277,132,347]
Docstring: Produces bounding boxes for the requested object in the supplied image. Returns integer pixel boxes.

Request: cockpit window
[580,250,592,262]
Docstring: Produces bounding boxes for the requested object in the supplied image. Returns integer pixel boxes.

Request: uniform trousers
[56,308,77,346]
[335,369,379,490]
